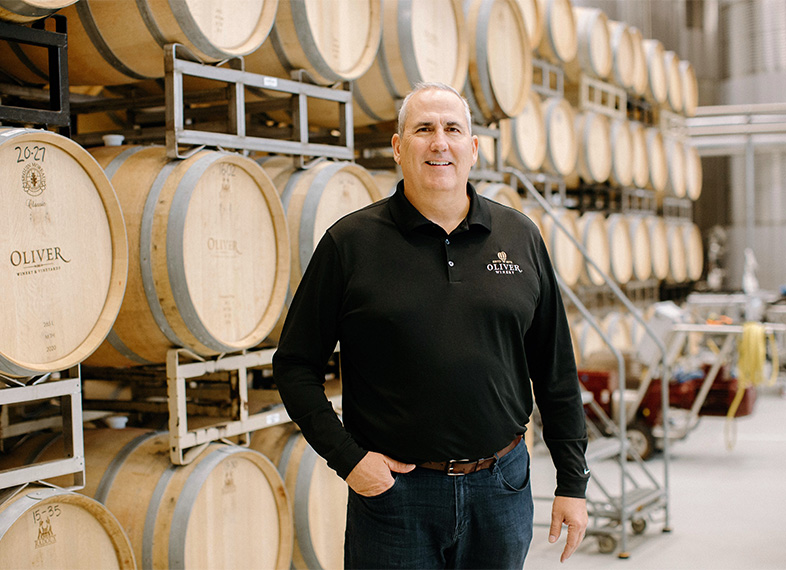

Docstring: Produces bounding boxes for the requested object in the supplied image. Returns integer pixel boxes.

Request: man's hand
[345,451,416,497]
[548,496,588,562]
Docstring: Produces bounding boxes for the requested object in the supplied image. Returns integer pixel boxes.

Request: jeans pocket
[495,446,531,492]
[356,474,401,501]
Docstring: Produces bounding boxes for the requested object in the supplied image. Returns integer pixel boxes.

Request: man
[273,82,589,569]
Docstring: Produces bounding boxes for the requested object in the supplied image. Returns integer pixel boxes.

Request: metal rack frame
[0,367,85,491]
[164,43,354,162]
[164,348,341,465]
[0,17,69,132]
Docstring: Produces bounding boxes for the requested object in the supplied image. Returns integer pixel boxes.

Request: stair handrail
[503,166,672,537]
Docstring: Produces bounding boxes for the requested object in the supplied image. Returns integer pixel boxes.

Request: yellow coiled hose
[726,322,779,449]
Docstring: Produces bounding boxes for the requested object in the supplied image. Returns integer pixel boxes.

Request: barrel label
[223,459,237,494]
[22,162,46,197]
[207,238,242,256]
[32,504,60,549]
[9,246,71,277]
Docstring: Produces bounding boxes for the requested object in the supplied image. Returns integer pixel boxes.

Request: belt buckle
[446,459,477,476]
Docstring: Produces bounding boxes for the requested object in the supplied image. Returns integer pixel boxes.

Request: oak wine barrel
[625,214,653,282]
[682,221,704,282]
[606,213,634,284]
[606,20,635,90]
[570,111,612,186]
[644,127,668,193]
[664,136,687,198]
[477,181,523,211]
[608,117,634,188]
[463,0,532,123]
[0,0,278,85]
[540,207,582,287]
[680,59,699,117]
[516,0,543,49]
[505,91,547,172]
[541,96,578,177]
[663,50,684,114]
[0,128,127,377]
[535,0,577,65]
[685,143,703,200]
[0,0,75,22]
[84,146,290,367]
[576,211,611,286]
[573,311,633,370]
[0,485,135,569]
[565,6,612,81]
[629,120,649,189]
[369,169,400,198]
[642,38,668,105]
[247,0,381,85]
[665,219,688,283]
[251,424,348,570]
[628,26,648,98]
[644,215,670,281]
[351,0,469,127]
[262,160,383,295]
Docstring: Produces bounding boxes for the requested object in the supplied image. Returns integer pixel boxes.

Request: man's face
[392,89,478,196]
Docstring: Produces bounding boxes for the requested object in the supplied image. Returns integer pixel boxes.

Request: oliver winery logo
[487,251,523,275]
[22,162,46,197]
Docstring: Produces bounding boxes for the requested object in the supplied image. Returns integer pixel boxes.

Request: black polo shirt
[273,182,589,498]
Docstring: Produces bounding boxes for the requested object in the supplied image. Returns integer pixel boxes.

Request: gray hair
[396,82,473,137]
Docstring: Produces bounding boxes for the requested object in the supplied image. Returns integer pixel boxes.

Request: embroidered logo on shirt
[487,251,523,275]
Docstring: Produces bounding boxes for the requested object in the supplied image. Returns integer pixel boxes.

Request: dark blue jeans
[344,439,533,570]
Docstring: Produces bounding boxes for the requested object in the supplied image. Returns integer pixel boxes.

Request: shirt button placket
[445,238,456,281]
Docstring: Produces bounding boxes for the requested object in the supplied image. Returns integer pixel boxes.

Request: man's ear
[391,133,401,164]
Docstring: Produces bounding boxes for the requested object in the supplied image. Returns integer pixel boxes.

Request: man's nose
[430,130,448,151]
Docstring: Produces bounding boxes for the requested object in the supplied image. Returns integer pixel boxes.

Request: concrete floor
[525,383,786,570]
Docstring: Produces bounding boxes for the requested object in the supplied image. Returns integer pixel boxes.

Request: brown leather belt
[419,435,523,476]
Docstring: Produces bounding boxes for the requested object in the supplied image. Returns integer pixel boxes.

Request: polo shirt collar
[388,181,492,235]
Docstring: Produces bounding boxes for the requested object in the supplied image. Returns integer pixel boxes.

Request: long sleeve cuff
[544,436,590,499]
